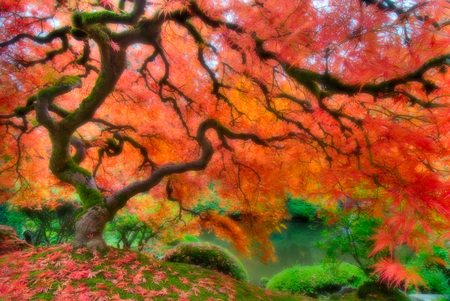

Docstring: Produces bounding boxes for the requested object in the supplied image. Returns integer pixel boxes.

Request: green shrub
[105,211,157,250]
[357,281,409,301]
[163,242,249,282]
[286,195,318,221]
[260,277,270,288]
[317,212,381,276]
[266,263,369,297]
[0,203,26,238]
[408,245,450,295]
[20,200,81,246]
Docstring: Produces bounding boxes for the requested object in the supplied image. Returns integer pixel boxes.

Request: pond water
[199,222,326,285]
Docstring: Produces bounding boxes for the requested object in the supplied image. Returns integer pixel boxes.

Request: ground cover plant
[0,245,302,301]
[1,0,450,290]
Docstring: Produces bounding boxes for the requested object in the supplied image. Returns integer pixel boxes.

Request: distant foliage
[286,195,319,221]
[105,211,157,250]
[319,210,428,290]
[317,211,381,276]
[260,277,269,288]
[20,200,81,246]
[266,263,369,297]
[163,242,249,283]
[181,235,200,244]
[409,245,450,295]
[192,184,228,215]
[0,203,26,238]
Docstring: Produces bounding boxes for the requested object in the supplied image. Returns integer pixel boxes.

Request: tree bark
[72,206,110,251]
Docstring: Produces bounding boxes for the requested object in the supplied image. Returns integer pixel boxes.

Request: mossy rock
[356,282,409,301]
[162,242,249,282]
[0,225,31,255]
[266,263,369,297]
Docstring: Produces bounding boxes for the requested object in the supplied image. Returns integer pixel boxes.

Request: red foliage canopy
[1,0,450,284]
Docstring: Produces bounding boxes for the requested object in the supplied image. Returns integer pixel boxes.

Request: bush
[260,277,270,288]
[317,212,381,276]
[357,281,409,301]
[266,263,369,297]
[0,203,27,238]
[105,212,157,250]
[20,200,81,246]
[286,195,318,221]
[409,245,450,295]
[163,242,249,282]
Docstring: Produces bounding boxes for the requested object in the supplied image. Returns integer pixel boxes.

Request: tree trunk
[72,206,110,252]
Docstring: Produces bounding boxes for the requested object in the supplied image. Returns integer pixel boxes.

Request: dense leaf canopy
[1,0,450,284]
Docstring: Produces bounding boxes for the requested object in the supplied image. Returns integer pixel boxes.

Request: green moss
[37,86,60,99]
[70,28,89,41]
[164,242,249,283]
[106,137,117,147]
[71,11,83,28]
[82,11,121,24]
[116,194,128,207]
[266,263,369,297]
[2,246,302,301]
[32,292,54,300]
[25,95,37,106]
[75,184,106,219]
[14,106,31,116]
[282,65,322,98]
[55,75,81,87]
[63,159,92,180]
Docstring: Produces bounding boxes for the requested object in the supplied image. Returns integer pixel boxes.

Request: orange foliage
[1,0,450,287]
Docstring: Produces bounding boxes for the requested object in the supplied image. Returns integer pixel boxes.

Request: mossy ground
[0,245,412,301]
[0,245,305,300]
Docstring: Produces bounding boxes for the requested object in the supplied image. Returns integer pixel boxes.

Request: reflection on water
[199,222,326,285]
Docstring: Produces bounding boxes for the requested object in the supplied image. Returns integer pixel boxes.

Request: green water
[199,222,326,284]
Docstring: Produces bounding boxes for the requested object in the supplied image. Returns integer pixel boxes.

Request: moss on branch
[14,106,33,116]
[75,184,106,219]
[70,28,90,41]
[37,76,82,101]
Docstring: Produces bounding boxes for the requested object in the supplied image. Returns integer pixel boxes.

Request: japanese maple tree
[1,0,450,285]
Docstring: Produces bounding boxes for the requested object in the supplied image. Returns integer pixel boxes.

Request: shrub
[0,203,27,238]
[260,277,270,288]
[163,242,249,282]
[286,195,318,221]
[408,245,450,295]
[357,282,409,301]
[105,212,157,250]
[317,211,381,276]
[266,263,369,297]
[20,200,81,246]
